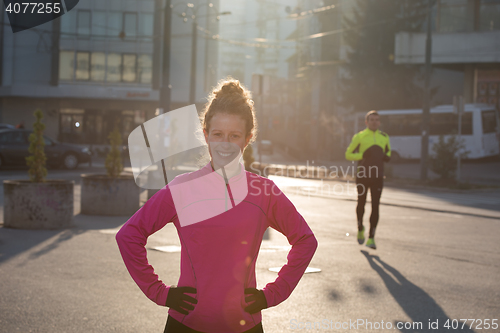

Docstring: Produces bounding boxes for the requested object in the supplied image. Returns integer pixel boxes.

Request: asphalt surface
[1,161,499,333]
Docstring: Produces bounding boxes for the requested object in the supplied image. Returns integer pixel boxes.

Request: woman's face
[204,113,252,167]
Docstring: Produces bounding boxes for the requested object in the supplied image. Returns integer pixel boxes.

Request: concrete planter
[3,180,74,229]
[81,174,140,216]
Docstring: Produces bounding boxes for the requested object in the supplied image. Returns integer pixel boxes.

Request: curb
[281,187,500,220]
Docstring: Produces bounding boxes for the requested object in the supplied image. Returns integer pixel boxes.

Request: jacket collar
[202,161,246,183]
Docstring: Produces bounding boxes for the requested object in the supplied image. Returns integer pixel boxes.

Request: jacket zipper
[226,183,235,210]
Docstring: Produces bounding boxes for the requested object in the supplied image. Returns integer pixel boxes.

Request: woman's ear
[203,129,209,144]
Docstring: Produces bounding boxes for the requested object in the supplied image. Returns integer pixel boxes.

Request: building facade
[395,0,500,109]
[0,0,221,151]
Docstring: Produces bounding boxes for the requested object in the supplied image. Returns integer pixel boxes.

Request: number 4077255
[5,2,61,14]
[444,319,498,330]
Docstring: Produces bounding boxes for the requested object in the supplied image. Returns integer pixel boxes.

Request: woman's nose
[220,140,231,149]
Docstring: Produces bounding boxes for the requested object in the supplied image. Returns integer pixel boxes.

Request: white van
[355,104,499,160]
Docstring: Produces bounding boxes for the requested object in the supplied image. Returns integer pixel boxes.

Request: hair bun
[215,81,245,98]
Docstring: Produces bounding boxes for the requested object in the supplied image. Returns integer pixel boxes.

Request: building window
[480,0,500,31]
[139,13,154,37]
[91,52,106,81]
[60,9,76,37]
[75,52,90,80]
[59,51,74,80]
[61,11,154,40]
[59,51,152,84]
[92,11,106,37]
[77,10,91,37]
[108,12,123,38]
[124,12,138,38]
[107,53,122,82]
[138,54,152,84]
[122,54,137,82]
[438,0,470,32]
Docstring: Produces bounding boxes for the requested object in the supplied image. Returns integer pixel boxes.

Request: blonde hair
[201,77,258,144]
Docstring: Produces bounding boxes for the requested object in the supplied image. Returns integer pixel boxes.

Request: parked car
[0,129,91,170]
[258,140,273,155]
[0,123,16,130]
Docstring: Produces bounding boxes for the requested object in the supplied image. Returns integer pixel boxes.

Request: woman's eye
[231,135,240,139]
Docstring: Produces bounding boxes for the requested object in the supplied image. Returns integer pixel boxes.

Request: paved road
[1,168,499,332]
[257,145,500,186]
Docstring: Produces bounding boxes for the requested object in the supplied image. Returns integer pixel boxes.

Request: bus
[353,104,499,161]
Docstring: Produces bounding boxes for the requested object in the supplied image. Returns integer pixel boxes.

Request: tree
[105,122,124,178]
[26,109,47,182]
[341,0,430,112]
[430,135,468,180]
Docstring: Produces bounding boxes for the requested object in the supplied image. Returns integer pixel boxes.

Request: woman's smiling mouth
[217,151,234,157]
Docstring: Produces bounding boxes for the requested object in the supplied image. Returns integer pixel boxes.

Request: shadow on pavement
[0,227,62,265]
[360,250,474,333]
[0,214,127,265]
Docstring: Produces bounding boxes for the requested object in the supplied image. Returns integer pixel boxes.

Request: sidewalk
[256,144,500,186]
[270,176,500,220]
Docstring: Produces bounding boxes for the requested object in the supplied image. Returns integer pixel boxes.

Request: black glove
[165,286,198,315]
[244,288,268,314]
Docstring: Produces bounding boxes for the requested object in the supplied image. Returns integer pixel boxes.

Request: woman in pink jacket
[116,79,318,333]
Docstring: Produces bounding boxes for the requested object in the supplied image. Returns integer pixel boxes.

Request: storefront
[59,108,147,145]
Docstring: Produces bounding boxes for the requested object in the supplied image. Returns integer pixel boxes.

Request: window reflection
[59,51,74,80]
[75,52,90,80]
[124,12,137,38]
[138,54,152,84]
[92,11,106,37]
[480,1,500,31]
[108,12,122,37]
[122,54,137,82]
[77,10,90,37]
[91,52,106,81]
[60,51,152,84]
[107,53,122,82]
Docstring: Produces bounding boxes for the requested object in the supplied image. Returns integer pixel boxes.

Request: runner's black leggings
[356,177,383,238]
[164,316,264,333]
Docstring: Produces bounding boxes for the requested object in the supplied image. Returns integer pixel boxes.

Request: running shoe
[357,227,365,245]
[366,238,376,249]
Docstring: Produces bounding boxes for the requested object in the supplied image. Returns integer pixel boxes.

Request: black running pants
[164,316,264,333]
[356,177,383,238]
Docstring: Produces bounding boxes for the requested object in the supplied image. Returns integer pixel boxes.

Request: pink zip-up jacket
[116,162,318,333]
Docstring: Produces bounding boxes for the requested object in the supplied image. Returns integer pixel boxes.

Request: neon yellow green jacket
[345,128,391,177]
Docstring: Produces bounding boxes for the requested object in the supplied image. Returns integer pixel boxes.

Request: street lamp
[176,2,231,105]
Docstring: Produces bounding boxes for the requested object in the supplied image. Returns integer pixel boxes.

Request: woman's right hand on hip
[165,286,198,315]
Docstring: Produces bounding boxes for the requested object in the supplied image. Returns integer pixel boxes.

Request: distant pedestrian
[15,121,24,129]
[345,110,391,249]
[116,78,317,332]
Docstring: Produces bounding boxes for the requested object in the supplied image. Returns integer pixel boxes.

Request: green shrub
[105,123,123,178]
[429,135,468,180]
[26,109,47,182]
